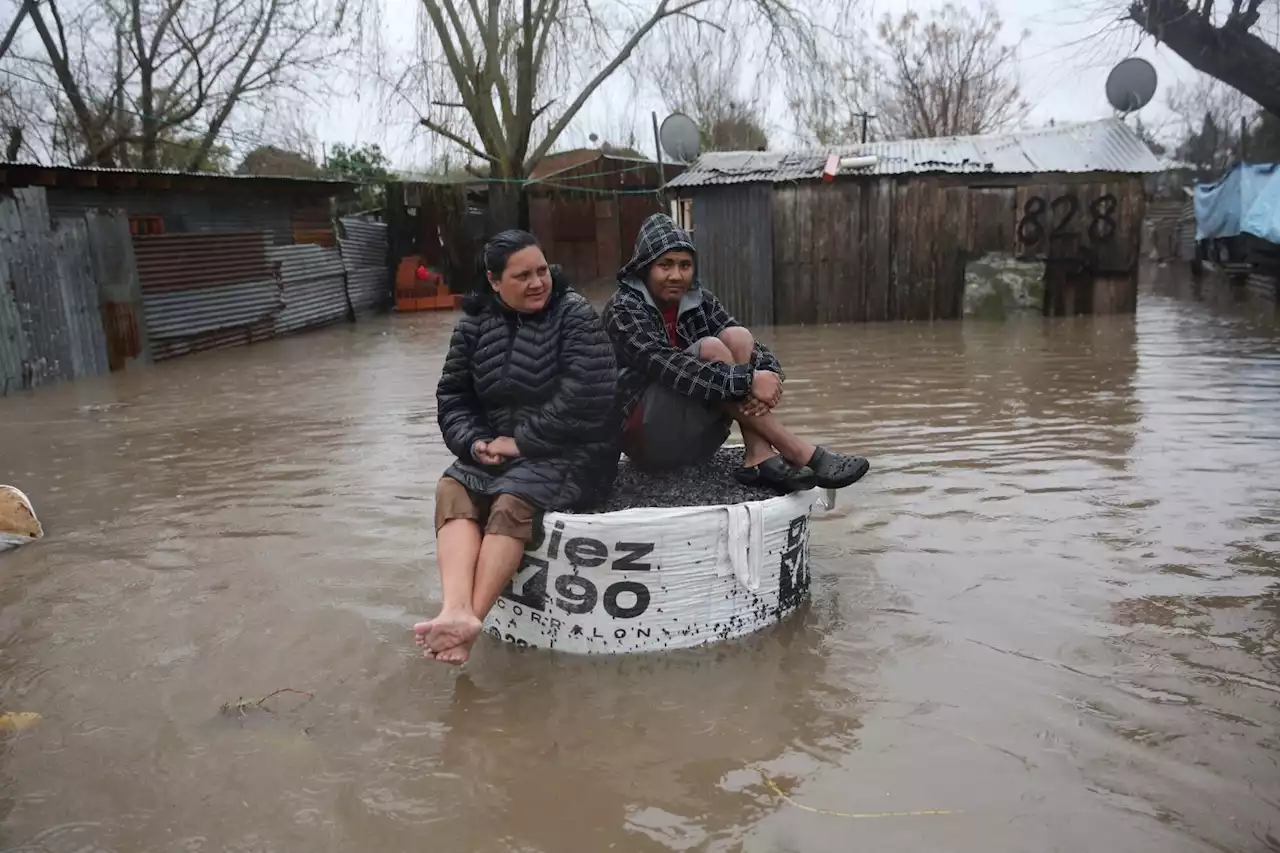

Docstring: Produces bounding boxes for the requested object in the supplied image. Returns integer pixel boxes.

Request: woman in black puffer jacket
[414,230,619,665]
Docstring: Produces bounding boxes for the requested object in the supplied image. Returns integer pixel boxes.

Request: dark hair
[464,229,564,314]
[482,229,539,279]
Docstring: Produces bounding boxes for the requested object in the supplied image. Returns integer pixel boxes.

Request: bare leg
[697,332,817,468]
[727,408,815,468]
[432,533,526,665]
[414,518,483,664]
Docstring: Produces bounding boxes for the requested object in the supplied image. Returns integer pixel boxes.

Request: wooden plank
[921,181,941,320]
[772,186,798,325]
[938,187,969,319]
[844,180,862,323]
[795,184,815,324]
[969,188,1015,254]
[895,180,917,320]
[873,179,893,322]
[809,183,829,324]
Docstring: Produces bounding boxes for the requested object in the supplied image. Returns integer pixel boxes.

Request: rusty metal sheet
[0,270,29,396]
[85,210,151,371]
[338,216,389,313]
[151,317,277,361]
[133,232,273,293]
[0,188,112,392]
[144,279,282,341]
[268,243,350,335]
[53,217,111,380]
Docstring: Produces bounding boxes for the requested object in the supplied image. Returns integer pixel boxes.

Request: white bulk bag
[482,488,833,654]
[0,486,43,553]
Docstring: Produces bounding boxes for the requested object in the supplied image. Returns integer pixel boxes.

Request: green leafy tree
[324,142,391,209]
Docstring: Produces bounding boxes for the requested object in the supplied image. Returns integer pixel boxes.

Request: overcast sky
[312,0,1207,171]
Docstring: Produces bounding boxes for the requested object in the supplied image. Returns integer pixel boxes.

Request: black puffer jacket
[436,269,619,511]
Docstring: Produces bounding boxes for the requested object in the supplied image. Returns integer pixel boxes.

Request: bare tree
[1167,76,1251,167]
[873,1,1028,140]
[787,35,878,145]
[640,20,769,151]
[5,0,356,169]
[403,0,843,228]
[1129,0,1280,117]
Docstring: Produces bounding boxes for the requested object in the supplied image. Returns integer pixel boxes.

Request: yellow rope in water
[757,769,963,819]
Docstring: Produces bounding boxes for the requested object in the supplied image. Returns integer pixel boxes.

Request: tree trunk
[1130,1,1280,116]
[486,178,530,234]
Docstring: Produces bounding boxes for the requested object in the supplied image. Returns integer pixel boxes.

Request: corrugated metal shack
[1,164,392,395]
[527,149,683,285]
[665,119,1163,325]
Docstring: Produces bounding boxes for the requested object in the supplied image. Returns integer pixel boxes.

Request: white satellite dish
[1106,57,1158,113]
[659,113,701,163]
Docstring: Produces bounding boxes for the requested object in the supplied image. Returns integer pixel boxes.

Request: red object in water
[415,264,429,280]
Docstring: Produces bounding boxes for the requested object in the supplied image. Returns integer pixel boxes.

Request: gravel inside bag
[588,447,780,513]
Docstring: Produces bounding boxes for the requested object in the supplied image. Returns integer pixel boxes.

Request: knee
[717,326,754,361]
[694,336,733,363]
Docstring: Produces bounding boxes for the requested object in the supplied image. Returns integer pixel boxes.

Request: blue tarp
[1195,163,1280,244]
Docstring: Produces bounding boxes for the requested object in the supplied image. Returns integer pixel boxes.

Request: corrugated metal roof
[0,160,356,185]
[666,119,1164,188]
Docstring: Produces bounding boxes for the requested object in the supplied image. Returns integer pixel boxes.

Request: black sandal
[734,456,817,493]
[806,446,870,489]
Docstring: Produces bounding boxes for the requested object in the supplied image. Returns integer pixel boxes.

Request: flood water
[0,268,1277,853]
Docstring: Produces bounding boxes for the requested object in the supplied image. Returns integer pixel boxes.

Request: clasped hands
[741,370,783,418]
[473,436,520,466]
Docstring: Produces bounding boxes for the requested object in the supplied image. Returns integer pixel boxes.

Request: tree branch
[419,115,497,163]
[527,0,713,168]
[1130,0,1280,115]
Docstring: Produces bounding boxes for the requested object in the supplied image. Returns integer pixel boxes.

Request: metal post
[652,111,665,191]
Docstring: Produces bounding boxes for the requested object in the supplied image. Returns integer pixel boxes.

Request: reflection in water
[0,270,1277,852]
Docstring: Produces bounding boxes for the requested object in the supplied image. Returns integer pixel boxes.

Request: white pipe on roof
[839,155,879,170]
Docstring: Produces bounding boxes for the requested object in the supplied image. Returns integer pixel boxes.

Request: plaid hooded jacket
[601,213,784,423]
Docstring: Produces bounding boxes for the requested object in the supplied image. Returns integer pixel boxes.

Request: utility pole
[854,111,876,144]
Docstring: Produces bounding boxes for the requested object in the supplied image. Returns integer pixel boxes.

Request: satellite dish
[659,113,701,162]
[1105,57,1158,113]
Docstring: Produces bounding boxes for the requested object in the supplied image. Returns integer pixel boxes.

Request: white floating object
[0,486,43,553]
[482,488,835,654]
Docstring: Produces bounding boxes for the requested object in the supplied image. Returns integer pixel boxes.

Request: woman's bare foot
[414,609,482,665]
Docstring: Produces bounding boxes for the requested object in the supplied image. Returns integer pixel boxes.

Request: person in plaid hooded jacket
[602,213,869,492]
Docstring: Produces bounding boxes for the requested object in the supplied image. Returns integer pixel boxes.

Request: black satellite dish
[1105,57,1158,113]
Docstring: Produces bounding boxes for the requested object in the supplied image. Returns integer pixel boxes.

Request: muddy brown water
[0,269,1277,853]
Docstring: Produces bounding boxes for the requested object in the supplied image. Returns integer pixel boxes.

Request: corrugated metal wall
[1246,272,1278,302]
[268,243,350,335]
[1176,199,1198,261]
[0,271,29,395]
[0,188,112,394]
[690,185,775,326]
[85,211,150,371]
[133,232,282,360]
[47,188,294,243]
[1,190,394,391]
[338,216,390,313]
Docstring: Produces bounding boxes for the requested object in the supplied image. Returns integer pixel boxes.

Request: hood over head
[618,213,699,285]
